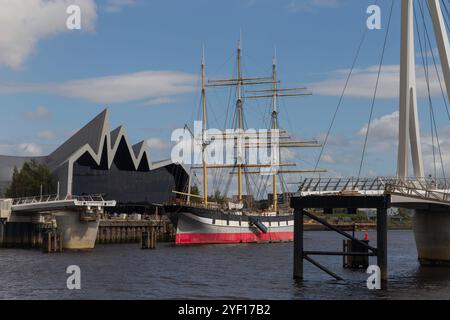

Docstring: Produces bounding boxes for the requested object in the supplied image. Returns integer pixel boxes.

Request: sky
[0,0,449,188]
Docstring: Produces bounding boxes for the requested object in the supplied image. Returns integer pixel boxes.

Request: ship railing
[170,199,222,210]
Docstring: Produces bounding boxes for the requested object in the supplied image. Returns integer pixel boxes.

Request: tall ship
[164,40,323,244]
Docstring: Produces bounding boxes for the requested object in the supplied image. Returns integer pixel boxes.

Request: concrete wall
[413,208,450,265]
[53,210,100,249]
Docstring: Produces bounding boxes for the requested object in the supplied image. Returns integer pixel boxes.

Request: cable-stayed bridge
[291,0,450,282]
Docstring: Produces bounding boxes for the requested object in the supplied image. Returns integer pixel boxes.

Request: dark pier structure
[0,221,54,249]
[97,216,174,244]
[291,194,391,284]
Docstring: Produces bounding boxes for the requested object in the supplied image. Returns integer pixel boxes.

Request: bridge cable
[419,0,448,181]
[313,1,380,172]
[422,0,450,121]
[414,4,438,179]
[357,0,395,179]
[441,0,450,33]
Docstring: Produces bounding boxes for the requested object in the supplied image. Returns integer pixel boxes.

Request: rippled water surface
[0,230,449,299]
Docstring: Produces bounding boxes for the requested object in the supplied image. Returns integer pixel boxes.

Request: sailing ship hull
[164,205,293,244]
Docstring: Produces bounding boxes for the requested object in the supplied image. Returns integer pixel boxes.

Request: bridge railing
[384,179,450,203]
[12,194,107,206]
[297,177,449,194]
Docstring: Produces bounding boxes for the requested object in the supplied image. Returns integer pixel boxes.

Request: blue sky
[0,0,449,182]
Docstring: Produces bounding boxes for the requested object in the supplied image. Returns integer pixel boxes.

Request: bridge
[290,0,450,283]
[1,194,116,249]
[10,194,116,214]
[298,177,450,207]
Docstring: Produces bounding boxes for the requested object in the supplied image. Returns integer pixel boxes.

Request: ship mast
[245,50,325,212]
[237,38,244,203]
[201,39,325,210]
[201,47,208,206]
[271,52,278,212]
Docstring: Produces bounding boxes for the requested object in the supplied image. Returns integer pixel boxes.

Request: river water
[0,230,449,300]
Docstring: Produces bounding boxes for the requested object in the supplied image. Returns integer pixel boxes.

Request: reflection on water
[0,230,449,299]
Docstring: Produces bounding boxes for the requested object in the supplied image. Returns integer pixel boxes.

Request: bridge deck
[11,194,116,213]
[291,194,391,209]
[297,177,450,207]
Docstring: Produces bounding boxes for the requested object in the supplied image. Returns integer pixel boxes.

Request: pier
[0,194,115,250]
[287,0,450,286]
[0,195,175,250]
[97,217,173,244]
[291,193,390,283]
[292,177,450,283]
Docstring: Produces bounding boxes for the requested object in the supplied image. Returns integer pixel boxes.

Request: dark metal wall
[72,162,188,205]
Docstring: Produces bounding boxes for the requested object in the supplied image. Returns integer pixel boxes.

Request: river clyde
[0,230,449,300]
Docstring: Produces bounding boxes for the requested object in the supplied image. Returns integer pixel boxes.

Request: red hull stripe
[176,231,293,244]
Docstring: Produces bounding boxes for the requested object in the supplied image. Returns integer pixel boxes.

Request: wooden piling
[293,209,303,279]
[377,207,388,285]
[141,228,157,249]
[42,230,62,253]
[0,220,4,247]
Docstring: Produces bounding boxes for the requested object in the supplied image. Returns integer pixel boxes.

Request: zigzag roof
[45,109,160,172]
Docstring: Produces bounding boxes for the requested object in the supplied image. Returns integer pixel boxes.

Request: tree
[190,184,202,203]
[4,160,55,198]
[209,189,226,206]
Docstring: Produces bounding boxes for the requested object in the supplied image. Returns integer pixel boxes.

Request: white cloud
[19,143,44,156]
[146,137,171,161]
[359,111,399,141]
[417,47,439,58]
[0,143,45,156]
[309,64,446,99]
[357,111,449,176]
[0,70,197,104]
[141,97,178,107]
[104,0,138,12]
[37,131,58,140]
[280,148,297,163]
[422,125,450,176]
[0,0,97,69]
[357,110,399,153]
[321,154,336,164]
[23,106,51,120]
[147,138,167,150]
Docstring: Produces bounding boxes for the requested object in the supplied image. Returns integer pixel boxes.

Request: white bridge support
[428,0,450,104]
[398,0,424,179]
[53,211,100,250]
[399,0,450,265]
[6,195,116,250]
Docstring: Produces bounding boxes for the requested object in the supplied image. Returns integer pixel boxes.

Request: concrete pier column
[413,208,450,265]
[53,210,100,249]
[0,220,5,247]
